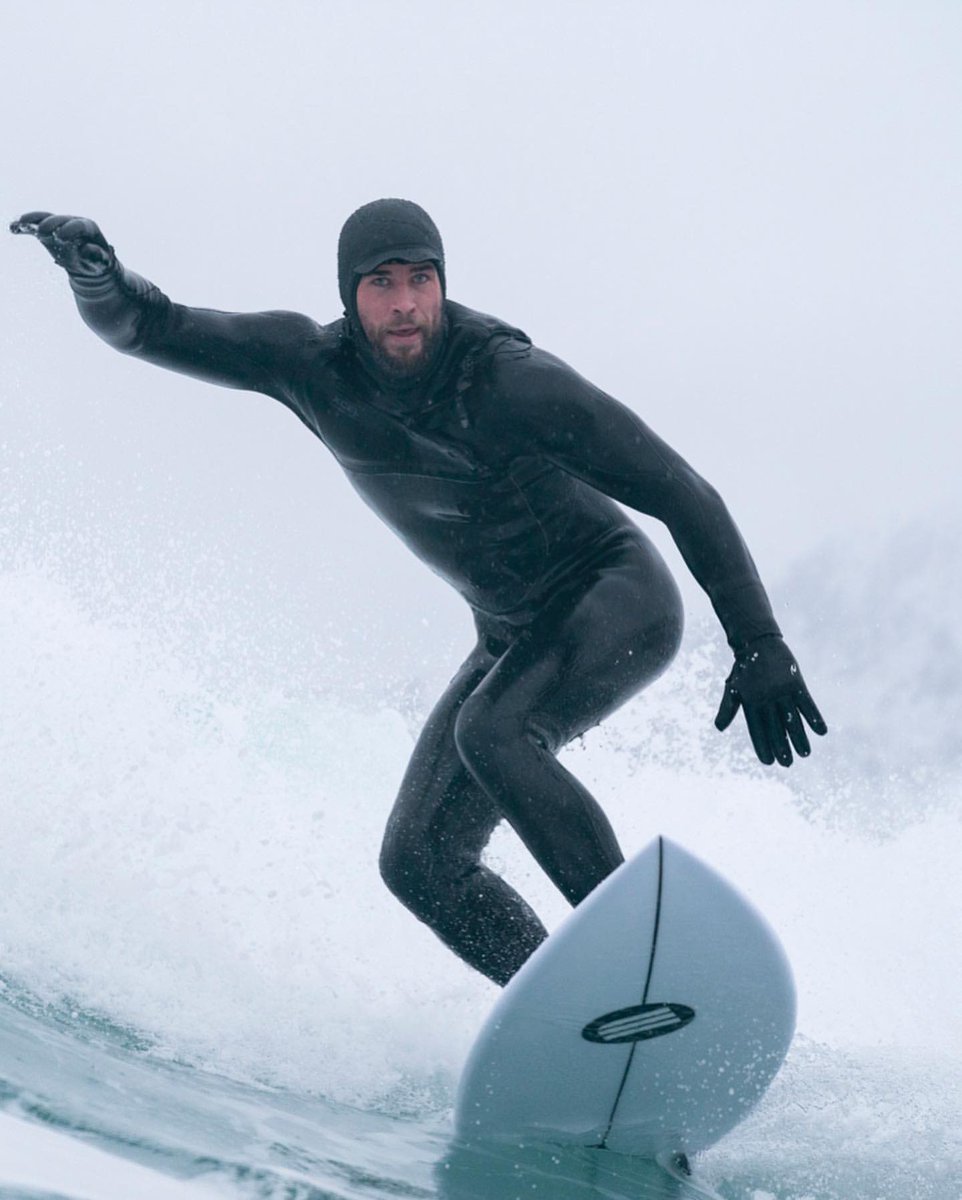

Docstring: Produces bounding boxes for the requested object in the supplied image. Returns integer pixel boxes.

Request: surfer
[12,201,826,985]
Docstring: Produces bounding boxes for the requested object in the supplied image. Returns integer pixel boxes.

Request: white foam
[1,560,959,1120]
[4,489,962,1146]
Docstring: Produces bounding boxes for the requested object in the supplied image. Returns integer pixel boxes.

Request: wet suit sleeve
[67,262,321,404]
[509,348,782,654]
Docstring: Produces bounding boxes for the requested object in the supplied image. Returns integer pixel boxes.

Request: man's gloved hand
[10,212,114,276]
[715,634,827,767]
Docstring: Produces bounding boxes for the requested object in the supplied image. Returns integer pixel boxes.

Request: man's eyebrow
[369,261,434,274]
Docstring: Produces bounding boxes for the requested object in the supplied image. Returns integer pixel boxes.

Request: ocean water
[1,517,960,1200]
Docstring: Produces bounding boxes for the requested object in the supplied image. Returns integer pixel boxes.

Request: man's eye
[412,272,430,284]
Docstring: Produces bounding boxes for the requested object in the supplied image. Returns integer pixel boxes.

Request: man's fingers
[12,213,112,276]
[716,641,826,766]
[744,706,775,766]
[13,214,98,244]
[10,211,52,235]
[763,705,793,767]
[38,216,99,250]
[797,692,828,736]
[714,683,740,731]
[780,701,812,759]
[49,216,93,240]
[35,214,78,239]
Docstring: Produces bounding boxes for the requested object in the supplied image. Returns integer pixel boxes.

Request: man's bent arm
[513,349,781,654]
[515,349,830,769]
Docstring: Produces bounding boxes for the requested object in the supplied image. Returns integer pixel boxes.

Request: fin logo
[581,1002,695,1044]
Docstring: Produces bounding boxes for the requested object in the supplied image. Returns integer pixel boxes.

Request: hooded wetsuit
[67,262,781,983]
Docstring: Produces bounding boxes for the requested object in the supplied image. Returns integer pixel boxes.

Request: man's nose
[392,285,417,312]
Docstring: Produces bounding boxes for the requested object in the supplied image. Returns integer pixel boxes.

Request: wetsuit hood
[336,198,452,395]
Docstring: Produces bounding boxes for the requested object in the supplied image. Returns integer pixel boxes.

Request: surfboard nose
[455,836,796,1158]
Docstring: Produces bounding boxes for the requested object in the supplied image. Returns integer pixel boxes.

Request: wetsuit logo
[581,1002,695,1044]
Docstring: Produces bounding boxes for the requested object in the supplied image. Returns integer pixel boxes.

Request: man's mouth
[369,318,440,378]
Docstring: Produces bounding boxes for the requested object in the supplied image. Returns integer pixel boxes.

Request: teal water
[1,950,959,1199]
[0,972,716,1199]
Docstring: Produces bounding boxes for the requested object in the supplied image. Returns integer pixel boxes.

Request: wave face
[1,510,960,1198]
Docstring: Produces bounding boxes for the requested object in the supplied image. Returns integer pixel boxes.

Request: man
[11,200,826,985]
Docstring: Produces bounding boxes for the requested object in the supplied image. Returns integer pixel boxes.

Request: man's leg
[379,645,548,985]
[454,535,684,908]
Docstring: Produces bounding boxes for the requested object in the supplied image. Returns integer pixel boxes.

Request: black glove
[715,635,827,767]
[10,211,114,277]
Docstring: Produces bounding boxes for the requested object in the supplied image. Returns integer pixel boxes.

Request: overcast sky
[3,0,960,680]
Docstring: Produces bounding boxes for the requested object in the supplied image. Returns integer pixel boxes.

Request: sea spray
[1,515,960,1196]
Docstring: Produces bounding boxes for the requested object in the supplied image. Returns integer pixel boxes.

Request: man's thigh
[381,642,502,870]
[467,541,683,750]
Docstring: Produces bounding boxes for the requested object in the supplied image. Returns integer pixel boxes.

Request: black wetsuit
[68,265,781,984]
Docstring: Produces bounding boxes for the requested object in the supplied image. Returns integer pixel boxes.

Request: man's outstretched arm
[11,212,319,400]
[510,347,827,767]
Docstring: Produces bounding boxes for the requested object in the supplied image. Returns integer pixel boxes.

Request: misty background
[2,1,961,816]
[2,10,962,1195]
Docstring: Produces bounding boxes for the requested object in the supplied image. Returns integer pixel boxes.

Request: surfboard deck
[455,836,795,1159]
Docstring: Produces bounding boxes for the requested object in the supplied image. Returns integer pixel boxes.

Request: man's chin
[370,329,442,381]
[387,344,425,370]
[372,350,426,380]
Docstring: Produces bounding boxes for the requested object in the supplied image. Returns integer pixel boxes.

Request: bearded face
[354,261,444,380]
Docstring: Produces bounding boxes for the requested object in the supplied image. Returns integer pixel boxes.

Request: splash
[0,507,959,1200]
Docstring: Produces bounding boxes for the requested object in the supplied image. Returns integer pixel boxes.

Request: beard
[366,317,445,382]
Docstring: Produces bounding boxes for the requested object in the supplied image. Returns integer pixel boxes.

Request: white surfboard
[455,836,795,1159]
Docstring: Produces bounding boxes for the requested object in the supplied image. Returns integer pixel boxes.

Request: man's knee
[635,606,685,685]
[640,570,685,675]
[454,692,551,800]
[378,823,422,909]
[380,819,484,930]
[379,816,466,911]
